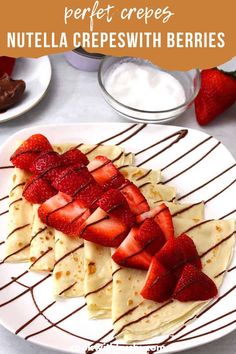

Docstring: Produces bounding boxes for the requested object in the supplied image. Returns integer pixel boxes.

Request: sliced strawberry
[173,264,218,301]
[23,176,57,204]
[112,227,152,270]
[137,203,174,240]
[135,218,166,255]
[119,180,149,216]
[10,134,53,170]
[141,257,177,302]
[38,192,90,236]
[97,189,135,227]
[76,180,104,209]
[52,165,92,196]
[157,234,202,277]
[80,207,129,247]
[61,148,89,166]
[88,156,125,191]
[38,192,73,224]
[29,151,62,175]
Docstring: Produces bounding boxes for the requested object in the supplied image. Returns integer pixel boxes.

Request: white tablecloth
[0,54,235,354]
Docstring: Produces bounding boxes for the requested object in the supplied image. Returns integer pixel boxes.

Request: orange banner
[1,0,235,69]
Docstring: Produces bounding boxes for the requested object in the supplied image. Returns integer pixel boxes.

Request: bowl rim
[98,56,201,114]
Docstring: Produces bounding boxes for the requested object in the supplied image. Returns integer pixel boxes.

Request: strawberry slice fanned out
[23,176,57,204]
[157,234,202,277]
[61,148,89,167]
[10,134,53,171]
[29,151,62,176]
[137,203,174,240]
[80,207,129,247]
[119,180,149,216]
[112,227,152,270]
[173,263,217,301]
[135,218,166,254]
[52,165,103,208]
[97,189,135,227]
[52,165,93,196]
[38,192,90,236]
[141,257,177,302]
[88,156,125,191]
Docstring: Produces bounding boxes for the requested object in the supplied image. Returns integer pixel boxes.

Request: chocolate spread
[0,73,25,111]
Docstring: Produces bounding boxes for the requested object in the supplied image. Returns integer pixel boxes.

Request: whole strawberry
[195,68,236,125]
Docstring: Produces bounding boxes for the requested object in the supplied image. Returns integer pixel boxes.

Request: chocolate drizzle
[9,198,23,208]
[30,227,47,243]
[136,129,188,167]
[163,141,221,184]
[205,177,236,204]
[85,279,112,298]
[200,232,235,259]
[161,136,212,171]
[138,182,151,189]
[178,163,236,200]
[6,224,30,239]
[113,303,141,325]
[0,274,51,308]
[215,265,236,278]
[0,195,9,202]
[30,247,53,269]
[1,243,31,263]
[25,303,86,340]
[15,299,56,335]
[0,270,28,291]
[54,243,84,267]
[59,281,77,296]
[0,166,14,169]
[94,124,138,146]
[220,208,236,220]
[171,202,203,217]
[10,182,26,192]
[136,169,152,181]
[116,124,147,146]
[115,301,173,337]
[0,210,8,216]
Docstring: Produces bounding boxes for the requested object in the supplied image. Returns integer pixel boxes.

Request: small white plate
[0,123,235,354]
[0,57,51,123]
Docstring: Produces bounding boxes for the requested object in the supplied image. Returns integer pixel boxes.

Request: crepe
[119,166,161,186]
[112,218,235,342]
[83,164,176,317]
[51,144,134,297]
[4,168,33,262]
[165,201,205,220]
[84,241,113,318]
[29,204,55,272]
[54,143,134,168]
[53,230,85,297]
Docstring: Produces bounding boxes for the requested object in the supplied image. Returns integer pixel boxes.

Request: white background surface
[0,54,235,354]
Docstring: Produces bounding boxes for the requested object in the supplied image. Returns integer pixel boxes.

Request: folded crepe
[112,218,235,342]
[52,145,133,298]
[53,230,84,297]
[4,168,33,262]
[29,204,55,272]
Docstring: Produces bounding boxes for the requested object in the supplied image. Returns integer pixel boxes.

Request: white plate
[0,57,51,123]
[0,123,235,354]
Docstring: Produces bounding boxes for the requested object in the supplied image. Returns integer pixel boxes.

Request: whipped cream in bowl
[98,56,200,123]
